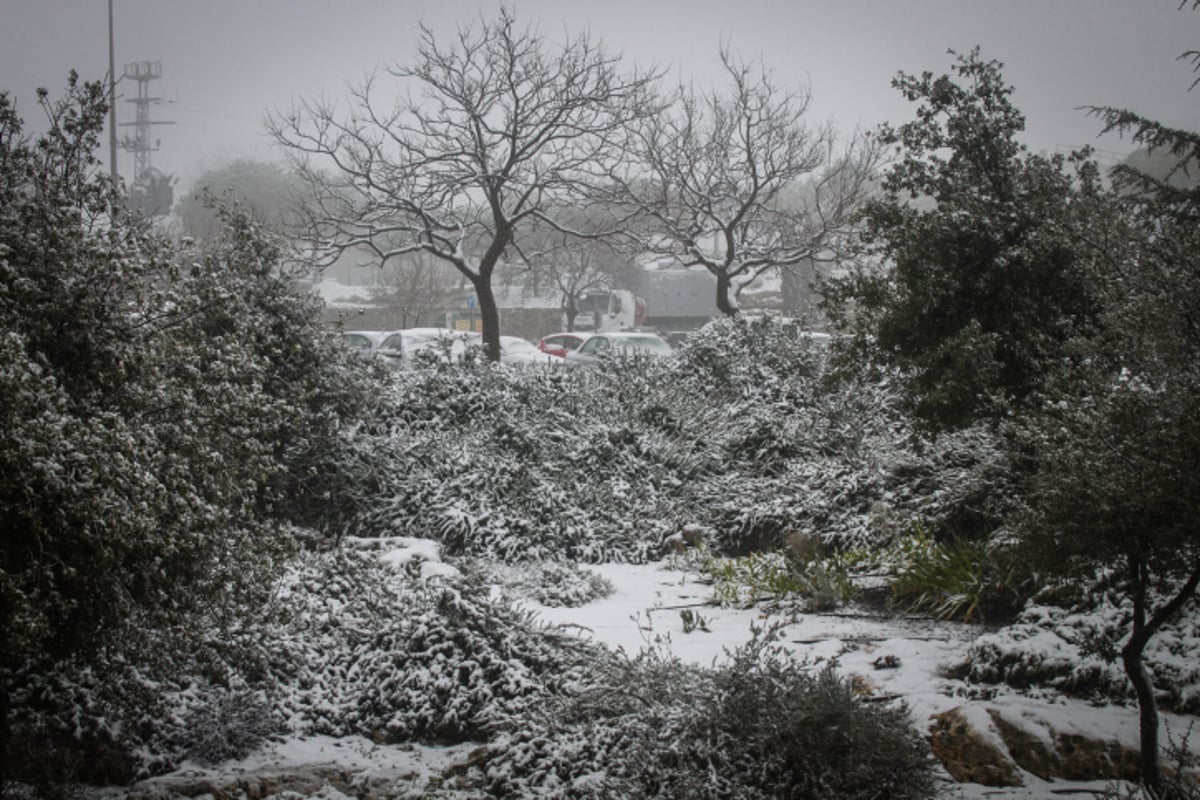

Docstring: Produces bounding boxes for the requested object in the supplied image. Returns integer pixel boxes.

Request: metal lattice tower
[119,60,174,184]
[119,61,176,215]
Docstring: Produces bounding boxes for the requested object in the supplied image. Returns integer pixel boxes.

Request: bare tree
[269,7,659,360]
[370,249,466,328]
[609,48,881,317]
[520,208,634,331]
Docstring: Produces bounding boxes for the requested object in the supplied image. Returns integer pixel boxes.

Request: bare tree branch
[604,46,882,317]
[269,7,661,360]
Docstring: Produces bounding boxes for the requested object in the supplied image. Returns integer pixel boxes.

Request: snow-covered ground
[308,277,562,312]
[535,562,1185,799]
[310,278,376,309]
[120,546,1196,799]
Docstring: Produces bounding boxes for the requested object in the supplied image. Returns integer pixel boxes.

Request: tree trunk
[0,677,7,791]
[715,271,738,317]
[1121,557,1200,795]
[564,295,578,332]
[1123,639,1163,792]
[473,277,502,362]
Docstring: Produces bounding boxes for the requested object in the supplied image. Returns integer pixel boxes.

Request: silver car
[564,331,674,367]
[341,330,390,359]
[376,328,473,369]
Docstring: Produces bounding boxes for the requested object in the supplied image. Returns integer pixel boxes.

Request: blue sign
[466,294,476,311]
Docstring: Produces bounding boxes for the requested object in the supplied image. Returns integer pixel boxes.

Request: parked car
[457,333,562,366]
[375,328,474,369]
[537,332,587,359]
[341,330,389,359]
[564,331,674,368]
[498,335,562,366]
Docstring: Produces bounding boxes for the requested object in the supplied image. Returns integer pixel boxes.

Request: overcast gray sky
[2,1,1198,195]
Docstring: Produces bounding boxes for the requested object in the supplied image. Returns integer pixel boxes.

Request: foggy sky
[2,0,1198,196]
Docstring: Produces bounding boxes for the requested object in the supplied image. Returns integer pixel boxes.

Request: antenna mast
[119,60,176,215]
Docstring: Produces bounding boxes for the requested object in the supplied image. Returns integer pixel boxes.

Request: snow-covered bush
[492,561,616,608]
[180,688,279,765]
[954,573,1200,713]
[339,363,686,561]
[526,562,615,608]
[267,545,601,745]
[7,539,611,782]
[458,625,936,798]
[0,78,383,787]
[2,623,289,786]
[319,313,1019,567]
[662,317,913,554]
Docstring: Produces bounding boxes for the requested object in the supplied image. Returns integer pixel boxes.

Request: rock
[928,704,1145,789]
[125,768,364,800]
[848,673,878,696]
[873,654,901,670]
[987,709,1141,783]
[783,530,826,561]
[928,707,1023,787]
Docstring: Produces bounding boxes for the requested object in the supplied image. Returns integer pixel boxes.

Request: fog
[2,0,1198,195]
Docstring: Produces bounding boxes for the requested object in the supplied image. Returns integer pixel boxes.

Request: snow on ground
[113,736,476,799]
[124,544,1197,798]
[310,278,376,308]
[308,277,561,312]
[536,561,1188,799]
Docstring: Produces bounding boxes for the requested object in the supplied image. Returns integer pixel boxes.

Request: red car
[537,332,587,359]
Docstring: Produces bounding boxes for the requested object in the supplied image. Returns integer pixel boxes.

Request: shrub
[496,561,616,608]
[889,530,1029,623]
[458,625,937,799]
[323,306,1019,570]
[699,549,854,612]
[180,688,279,765]
[0,77,385,789]
[954,571,1200,713]
[267,545,602,745]
[2,625,286,786]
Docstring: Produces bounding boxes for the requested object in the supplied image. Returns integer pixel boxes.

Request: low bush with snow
[456,625,937,799]
[264,542,603,746]
[316,316,1016,565]
[5,539,606,783]
[489,560,617,608]
[953,571,1200,713]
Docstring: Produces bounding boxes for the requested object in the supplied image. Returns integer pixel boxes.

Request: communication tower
[119,60,176,216]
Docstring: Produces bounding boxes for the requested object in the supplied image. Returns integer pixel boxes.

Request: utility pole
[108,0,117,182]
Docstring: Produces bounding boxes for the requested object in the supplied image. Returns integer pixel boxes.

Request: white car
[459,333,562,366]
[564,331,674,367]
[376,328,474,369]
[341,330,389,358]
[497,335,562,366]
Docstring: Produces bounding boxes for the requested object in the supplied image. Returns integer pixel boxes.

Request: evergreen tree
[0,75,380,784]
[1040,10,1200,787]
[827,49,1101,433]
[1022,194,1200,793]
[830,45,1200,793]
